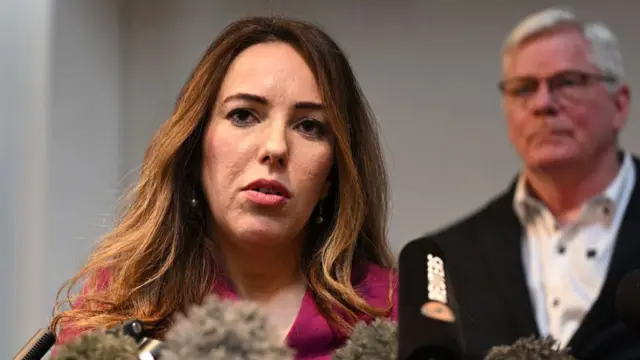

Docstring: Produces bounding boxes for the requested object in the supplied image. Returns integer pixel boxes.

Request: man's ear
[613,84,631,130]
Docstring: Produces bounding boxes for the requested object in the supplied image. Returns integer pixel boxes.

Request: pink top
[54,263,398,360]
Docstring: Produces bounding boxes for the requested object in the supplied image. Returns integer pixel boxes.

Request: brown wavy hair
[50,16,394,339]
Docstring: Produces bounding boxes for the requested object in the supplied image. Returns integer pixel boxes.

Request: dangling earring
[315,202,324,224]
[190,193,199,208]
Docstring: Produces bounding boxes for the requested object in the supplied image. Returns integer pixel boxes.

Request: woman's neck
[208,234,308,339]
[215,239,305,302]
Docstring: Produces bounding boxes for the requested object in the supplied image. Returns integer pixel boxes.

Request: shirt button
[586,249,597,258]
[557,245,566,254]
[552,298,560,307]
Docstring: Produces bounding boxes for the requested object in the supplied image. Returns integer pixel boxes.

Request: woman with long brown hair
[51,16,396,359]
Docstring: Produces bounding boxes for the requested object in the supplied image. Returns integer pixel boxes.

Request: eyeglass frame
[497,70,618,100]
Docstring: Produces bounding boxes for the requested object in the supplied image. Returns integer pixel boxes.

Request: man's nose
[530,82,559,117]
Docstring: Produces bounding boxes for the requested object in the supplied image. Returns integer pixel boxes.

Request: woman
[51,16,396,359]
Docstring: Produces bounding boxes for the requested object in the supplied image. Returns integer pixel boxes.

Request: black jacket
[410,155,640,359]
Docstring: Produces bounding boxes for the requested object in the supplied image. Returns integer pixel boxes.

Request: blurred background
[2,0,639,357]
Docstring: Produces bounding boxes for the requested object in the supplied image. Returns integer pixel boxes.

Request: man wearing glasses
[412,7,640,360]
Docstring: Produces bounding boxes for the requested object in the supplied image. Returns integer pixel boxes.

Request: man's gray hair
[502,7,624,86]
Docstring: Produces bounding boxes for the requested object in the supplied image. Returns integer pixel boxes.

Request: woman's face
[201,42,334,251]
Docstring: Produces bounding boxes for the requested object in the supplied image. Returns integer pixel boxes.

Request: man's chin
[525,151,579,171]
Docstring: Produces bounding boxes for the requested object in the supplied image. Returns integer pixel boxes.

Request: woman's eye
[226,109,258,126]
[296,118,326,138]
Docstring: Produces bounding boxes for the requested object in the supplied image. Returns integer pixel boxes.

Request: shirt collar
[513,151,634,227]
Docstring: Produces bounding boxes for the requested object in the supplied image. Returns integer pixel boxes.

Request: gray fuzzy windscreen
[332,318,398,360]
[160,293,295,360]
[484,335,576,360]
[51,332,139,360]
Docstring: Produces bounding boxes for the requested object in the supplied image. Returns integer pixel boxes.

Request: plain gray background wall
[1,0,639,357]
[2,0,123,357]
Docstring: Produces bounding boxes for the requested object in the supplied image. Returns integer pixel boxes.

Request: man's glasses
[498,70,617,99]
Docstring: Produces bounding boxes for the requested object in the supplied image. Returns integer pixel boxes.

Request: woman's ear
[322,163,338,200]
[320,181,331,200]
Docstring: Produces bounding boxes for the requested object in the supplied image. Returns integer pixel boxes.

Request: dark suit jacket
[413,155,640,360]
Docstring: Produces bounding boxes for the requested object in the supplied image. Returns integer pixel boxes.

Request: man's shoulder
[409,184,516,248]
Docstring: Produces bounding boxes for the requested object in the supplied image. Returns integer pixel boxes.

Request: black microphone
[106,318,146,343]
[332,318,398,360]
[105,319,166,359]
[398,238,464,360]
[12,328,57,360]
[615,269,640,333]
[483,335,575,360]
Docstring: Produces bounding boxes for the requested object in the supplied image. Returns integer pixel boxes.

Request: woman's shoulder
[355,262,397,285]
[357,262,398,320]
[354,261,397,282]
[53,268,113,345]
[352,262,398,316]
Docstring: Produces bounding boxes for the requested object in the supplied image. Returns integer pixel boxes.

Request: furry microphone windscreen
[332,318,398,360]
[483,336,576,360]
[160,293,295,360]
[51,331,139,360]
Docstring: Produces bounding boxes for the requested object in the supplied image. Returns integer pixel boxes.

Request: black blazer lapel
[568,156,640,357]
[478,182,540,339]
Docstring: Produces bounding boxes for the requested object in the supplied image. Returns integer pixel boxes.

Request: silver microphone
[137,338,165,360]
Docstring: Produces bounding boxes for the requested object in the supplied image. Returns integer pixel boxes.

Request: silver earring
[190,197,198,207]
[315,203,324,224]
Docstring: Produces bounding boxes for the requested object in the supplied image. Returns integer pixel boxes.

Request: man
[414,7,640,360]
